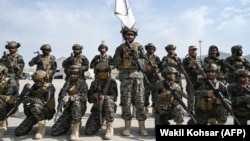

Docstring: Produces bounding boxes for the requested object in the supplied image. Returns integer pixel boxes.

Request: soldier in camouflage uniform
[182,45,205,112]
[143,43,161,116]
[161,44,183,90]
[62,44,89,81]
[0,65,18,137]
[153,67,185,125]
[224,45,250,84]
[187,63,229,125]
[113,26,148,136]
[51,65,88,141]
[15,70,56,139]
[29,44,57,83]
[0,41,25,86]
[227,69,250,125]
[85,62,118,140]
[203,45,228,84]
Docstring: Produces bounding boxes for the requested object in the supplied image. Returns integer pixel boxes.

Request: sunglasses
[125,33,135,36]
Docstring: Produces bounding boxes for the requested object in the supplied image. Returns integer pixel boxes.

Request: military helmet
[72,44,83,50]
[5,41,21,49]
[0,65,6,74]
[40,44,51,51]
[95,62,110,73]
[165,44,176,51]
[69,65,81,73]
[120,26,138,36]
[161,67,177,77]
[98,43,108,51]
[145,43,156,50]
[204,63,218,72]
[208,45,220,56]
[231,45,242,54]
[234,69,250,79]
[32,70,47,79]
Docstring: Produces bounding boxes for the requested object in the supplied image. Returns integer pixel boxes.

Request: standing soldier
[161,44,183,90]
[0,41,25,86]
[143,43,161,116]
[203,45,228,84]
[90,42,114,72]
[187,63,229,125]
[15,70,56,139]
[0,65,18,137]
[182,45,204,112]
[85,62,118,140]
[227,69,250,125]
[224,45,250,84]
[51,65,88,141]
[29,44,57,83]
[113,26,148,136]
[62,44,89,81]
[153,67,185,125]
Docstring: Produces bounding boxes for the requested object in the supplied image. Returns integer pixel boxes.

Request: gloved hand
[172,99,179,105]
[23,96,31,105]
[5,95,16,104]
[63,95,70,105]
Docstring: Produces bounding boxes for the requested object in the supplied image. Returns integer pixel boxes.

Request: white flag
[114,0,135,28]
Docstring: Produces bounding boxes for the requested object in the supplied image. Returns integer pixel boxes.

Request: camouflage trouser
[144,78,159,107]
[154,105,184,125]
[14,103,55,136]
[120,78,147,121]
[186,83,195,111]
[187,105,228,125]
[0,99,15,120]
[51,100,86,136]
[85,99,116,135]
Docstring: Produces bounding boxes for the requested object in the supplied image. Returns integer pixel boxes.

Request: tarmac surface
[1,79,243,141]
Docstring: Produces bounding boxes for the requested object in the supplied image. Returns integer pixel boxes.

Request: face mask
[98,72,108,80]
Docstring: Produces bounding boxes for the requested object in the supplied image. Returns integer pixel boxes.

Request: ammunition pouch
[196,96,215,111]
[120,59,137,69]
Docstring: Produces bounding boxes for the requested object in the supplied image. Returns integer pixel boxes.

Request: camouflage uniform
[227,69,250,125]
[153,67,185,125]
[29,44,57,83]
[161,44,183,89]
[187,64,229,125]
[62,44,89,81]
[182,45,204,112]
[113,26,147,136]
[143,43,161,114]
[86,62,118,140]
[0,65,18,137]
[224,45,250,84]
[51,65,88,141]
[203,45,228,84]
[0,41,25,86]
[15,70,56,139]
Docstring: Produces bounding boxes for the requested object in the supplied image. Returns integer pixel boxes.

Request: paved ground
[1,79,244,141]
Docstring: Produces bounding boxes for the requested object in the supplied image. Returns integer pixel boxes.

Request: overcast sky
[1,0,250,69]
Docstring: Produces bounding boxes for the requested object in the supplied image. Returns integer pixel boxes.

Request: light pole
[199,40,202,60]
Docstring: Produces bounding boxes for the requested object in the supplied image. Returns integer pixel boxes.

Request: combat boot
[176,122,183,125]
[207,118,217,125]
[35,120,46,139]
[0,119,7,137]
[122,120,131,136]
[70,122,80,141]
[104,122,113,140]
[132,106,136,118]
[138,121,147,136]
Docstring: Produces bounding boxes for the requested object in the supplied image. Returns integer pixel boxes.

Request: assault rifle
[54,80,70,123]
[144,54,161,80]
[164,81,197,123]
[6,90,30,117]
[98,83,103,125]
[207,80,241,125]
[3,51,14,72]
[210,56,237,72]
[174,55,193,88]
[125,40,150,84]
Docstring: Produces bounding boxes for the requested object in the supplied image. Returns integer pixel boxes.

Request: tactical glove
[5,95,16,104]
